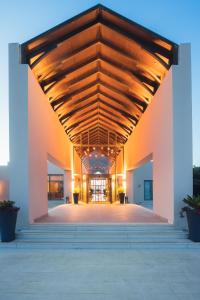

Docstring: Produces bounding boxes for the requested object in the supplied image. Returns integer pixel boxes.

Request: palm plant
[180,195,200,217]
[0,200,15,209]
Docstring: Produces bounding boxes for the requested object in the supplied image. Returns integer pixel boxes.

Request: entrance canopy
[21,4,178,155]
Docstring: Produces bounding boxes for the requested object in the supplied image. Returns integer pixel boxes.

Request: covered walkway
[36,204,167,223]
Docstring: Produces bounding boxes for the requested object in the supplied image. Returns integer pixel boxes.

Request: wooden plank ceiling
[21,4,178,159]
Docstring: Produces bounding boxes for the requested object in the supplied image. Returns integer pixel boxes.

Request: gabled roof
[21,4,178,153]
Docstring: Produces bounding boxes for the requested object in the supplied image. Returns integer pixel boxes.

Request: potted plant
[0,200,20,242]
[73,187,80,204]
[118,187,125,204]
[180,195,200,242]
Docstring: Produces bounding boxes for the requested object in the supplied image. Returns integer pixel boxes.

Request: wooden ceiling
[21,4,178,149]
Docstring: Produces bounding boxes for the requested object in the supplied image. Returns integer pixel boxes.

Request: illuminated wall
[9,43,72,225]
[6,42,192,227]
[125,44,193,225]
[0,166,9,201]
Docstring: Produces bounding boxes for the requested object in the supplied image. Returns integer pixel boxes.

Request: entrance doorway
[88,175,111,203]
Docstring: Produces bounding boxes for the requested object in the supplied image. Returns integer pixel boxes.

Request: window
[144,180,153,201]
[48,174,64,200]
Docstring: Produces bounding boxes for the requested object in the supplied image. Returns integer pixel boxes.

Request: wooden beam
[51,79,99,109]
[41,39,155,96]
[41,56,98,88]
[65,90,98,107]
[40,53,158,91]
[99,54,159,88]
[100,19,170,69]
[99,105,134,128]
[60,99,97,123]
[99,98,137,124]
[25,19,100,59]
[99,112,132,135]
[99,80,147,111]
[99,90,134,111]
[52,77,146,113]
[66,115,99,134]
[100,66,154,96]
[63,105,98,126]
[45,67,99,94]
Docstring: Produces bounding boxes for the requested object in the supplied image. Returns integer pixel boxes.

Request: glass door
[88,177,110,203]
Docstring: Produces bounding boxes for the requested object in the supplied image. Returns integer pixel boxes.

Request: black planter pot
[186,209,200,242]
[73,193,79,204]
[119,193,125,204]
[0,207,20,242]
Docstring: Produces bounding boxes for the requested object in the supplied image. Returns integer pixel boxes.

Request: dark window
[48,174,64,200]
[144,180,153,201]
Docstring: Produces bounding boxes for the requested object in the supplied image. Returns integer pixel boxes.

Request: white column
[172,44,193,227]
[126,170,134,203]
[9,43,29,226]
[64,170,72,202]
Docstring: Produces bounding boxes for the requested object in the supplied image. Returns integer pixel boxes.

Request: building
[0,5,192,227]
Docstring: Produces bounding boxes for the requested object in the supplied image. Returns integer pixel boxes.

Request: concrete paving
[0,248,200,300]
[36,203,167,223]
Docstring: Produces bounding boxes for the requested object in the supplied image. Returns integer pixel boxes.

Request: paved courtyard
[37,203,167,223]
[0,248,200,300]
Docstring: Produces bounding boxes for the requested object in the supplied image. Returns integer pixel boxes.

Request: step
[1,224,198,250]
[21,223,182,232]
[1,240,200,250]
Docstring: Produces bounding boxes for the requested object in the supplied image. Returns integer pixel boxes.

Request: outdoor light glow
[71,178,74,193]
[123,172,126,193]
[0,181,4,195]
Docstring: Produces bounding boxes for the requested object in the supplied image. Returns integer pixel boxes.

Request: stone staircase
[1,223,199,249]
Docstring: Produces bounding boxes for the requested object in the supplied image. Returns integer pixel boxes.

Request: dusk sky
[0,0,199,165]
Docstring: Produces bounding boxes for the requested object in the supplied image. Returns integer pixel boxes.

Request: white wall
[172,44,193,227]
[133,162,153,204]
[48,161,64,175]
[0,165,10,201]
[126,162,152,205]
[125,44,192,225]
[9,43,72,225]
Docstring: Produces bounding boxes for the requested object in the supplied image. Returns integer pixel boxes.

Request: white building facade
[0,5,192,228]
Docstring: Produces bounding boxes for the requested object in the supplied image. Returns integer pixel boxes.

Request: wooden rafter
[21,4,178,154]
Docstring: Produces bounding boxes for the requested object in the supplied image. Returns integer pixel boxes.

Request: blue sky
[0,0,199,165]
